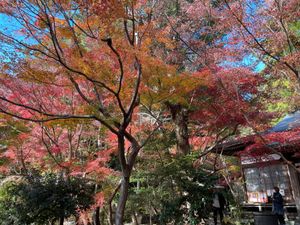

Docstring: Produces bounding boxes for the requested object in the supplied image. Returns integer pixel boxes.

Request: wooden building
[214,111,300,223]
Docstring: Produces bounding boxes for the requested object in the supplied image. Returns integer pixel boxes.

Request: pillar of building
[288,165,300,225]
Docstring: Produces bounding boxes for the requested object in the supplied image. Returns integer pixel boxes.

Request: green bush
[0,174,94,225]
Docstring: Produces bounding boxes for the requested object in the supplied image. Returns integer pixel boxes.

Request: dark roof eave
[212,140,255,156]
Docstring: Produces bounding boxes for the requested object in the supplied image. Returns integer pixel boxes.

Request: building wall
[242,161,293,203]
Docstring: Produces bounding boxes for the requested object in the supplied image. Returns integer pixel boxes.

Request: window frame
[242,161,294,204]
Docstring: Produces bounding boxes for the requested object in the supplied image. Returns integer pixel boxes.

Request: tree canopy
[0,0,298,224]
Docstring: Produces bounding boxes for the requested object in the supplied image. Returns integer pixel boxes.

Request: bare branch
[223,0,299,79]
[101,38,127,117]
[124,56,142,127]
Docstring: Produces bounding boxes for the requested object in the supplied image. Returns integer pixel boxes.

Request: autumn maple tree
[0,0,296,224]
[0,0,175,224]
[144,0,272,156]
[223,0,299,77]
[0,0,227,224]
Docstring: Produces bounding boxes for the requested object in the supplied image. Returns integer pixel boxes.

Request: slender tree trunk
[108,183,121,225]
[75,215,80,225]
[115,176,130,225]
[93,207,101,225]
[166,103,190,155]
[133,212,140,225]
[59,215,64,225]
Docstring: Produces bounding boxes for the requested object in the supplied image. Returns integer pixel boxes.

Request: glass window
[244,164,293,203]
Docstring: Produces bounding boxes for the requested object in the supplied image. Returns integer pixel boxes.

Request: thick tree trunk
[167,103,190,155]
[115,176,130,225]
[175,108,190,155]
[113,129,140,225]
[93,207,101,225]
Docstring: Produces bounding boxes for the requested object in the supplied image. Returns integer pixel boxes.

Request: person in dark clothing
[272,187,285,225]
[212,187,226,225]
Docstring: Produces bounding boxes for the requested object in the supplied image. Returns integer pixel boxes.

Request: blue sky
[218,0,266,73]
[0,13,35,62]
[1,5,267,72]
[0,13,21,35]
[220,54,266,73]
[243,54,266,72]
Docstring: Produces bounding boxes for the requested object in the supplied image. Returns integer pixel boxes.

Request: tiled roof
[267,111,300,133]
[213,111,300,155]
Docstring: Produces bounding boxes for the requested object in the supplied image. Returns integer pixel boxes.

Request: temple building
[214,111,300,223]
